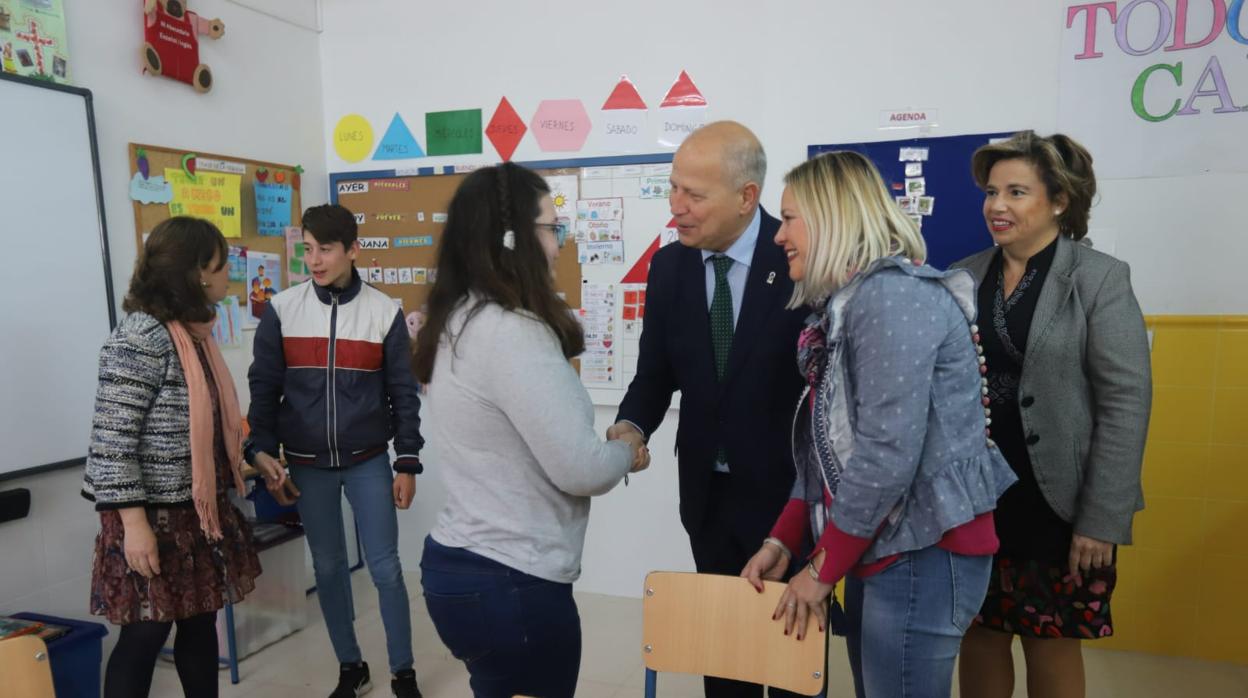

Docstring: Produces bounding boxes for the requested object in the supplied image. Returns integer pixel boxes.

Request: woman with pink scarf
[83,217,278,698]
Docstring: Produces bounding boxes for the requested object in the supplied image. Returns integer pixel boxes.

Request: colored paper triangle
[660,70,707,108]
[373,113,425,160]
[665,217,678,228]
[602,76,648,110]
[622,236,661,284]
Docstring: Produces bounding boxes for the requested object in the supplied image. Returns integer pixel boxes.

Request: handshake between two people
[606,421,651,474]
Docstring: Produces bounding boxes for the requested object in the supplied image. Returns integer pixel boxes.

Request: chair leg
[645,668,657,698]
[224,603,239,684]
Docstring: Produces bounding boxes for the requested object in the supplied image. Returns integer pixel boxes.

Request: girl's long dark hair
[412,163,583,383]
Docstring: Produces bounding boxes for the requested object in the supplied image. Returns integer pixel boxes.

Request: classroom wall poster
[166,168,242,238]
[228,245,247,281]
[579,240,625,265]
[0,0,70,83]
[246,250,281,326]
[1058,0,1248,178]
[600,75,650,153]
[254,181,293,235]
[576,197,624,221]
[544,174,578,245]
[373,112,426,160]
[333,114,374,163]
[530,99,592,153]
[285,226,309,284]
[657,70,708,147]
[486,97,527,161]
[621,283,646,338]
[579,283,617,386]
[211,295,244,347]
[577,219,622,242]
[426,109,483,156]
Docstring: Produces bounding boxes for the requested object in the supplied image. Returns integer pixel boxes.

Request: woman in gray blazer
[955,131,1152,698]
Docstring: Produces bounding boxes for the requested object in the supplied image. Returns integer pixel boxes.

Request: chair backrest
[0,635,56,698]
[641,571,825,696]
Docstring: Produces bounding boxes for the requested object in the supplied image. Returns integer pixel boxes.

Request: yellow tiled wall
[1097,316,1248,663]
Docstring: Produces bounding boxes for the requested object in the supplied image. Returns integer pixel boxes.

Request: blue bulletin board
[809,132,1014,270]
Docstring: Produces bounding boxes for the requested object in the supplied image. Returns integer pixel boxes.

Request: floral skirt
[89,498,261,625]
[974,555,1116,639]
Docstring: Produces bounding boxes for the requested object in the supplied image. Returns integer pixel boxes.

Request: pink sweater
[770,491,998,584]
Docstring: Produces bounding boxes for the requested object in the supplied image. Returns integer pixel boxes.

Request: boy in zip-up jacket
[246,204,425,698]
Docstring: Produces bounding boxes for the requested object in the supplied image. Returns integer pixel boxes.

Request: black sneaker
[391,669,422,697]
[329,661,372,697]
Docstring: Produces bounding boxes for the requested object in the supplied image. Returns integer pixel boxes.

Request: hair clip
[502,229,516,250]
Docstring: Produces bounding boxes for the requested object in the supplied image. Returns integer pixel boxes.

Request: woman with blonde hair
[741,151,1016,698]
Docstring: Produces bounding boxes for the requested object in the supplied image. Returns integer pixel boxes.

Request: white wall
[0,0,326,650]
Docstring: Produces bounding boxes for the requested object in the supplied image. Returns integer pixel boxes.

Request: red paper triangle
[660,71,707,108]
[622,236,661,284]
[666,217,677,228]
[602,76,648,110]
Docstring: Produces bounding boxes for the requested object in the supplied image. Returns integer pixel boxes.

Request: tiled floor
[148,578,1248,697]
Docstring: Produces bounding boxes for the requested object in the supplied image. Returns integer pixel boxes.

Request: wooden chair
[0,635,56,698]
[641,571,826,696]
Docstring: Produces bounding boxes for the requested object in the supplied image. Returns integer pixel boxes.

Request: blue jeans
[843,546,991,698]
[420,536,581,698]
[291,454,413,674]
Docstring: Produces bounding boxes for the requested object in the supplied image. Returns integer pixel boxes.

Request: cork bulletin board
[328,167,583,313]
[128,142,304,305]
[330,153,677,404]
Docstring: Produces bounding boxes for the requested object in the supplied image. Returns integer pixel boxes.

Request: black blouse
[977,236,1073,561]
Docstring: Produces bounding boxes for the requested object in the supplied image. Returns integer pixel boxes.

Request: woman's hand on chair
[740,544,788,592]
[774,571,833,640]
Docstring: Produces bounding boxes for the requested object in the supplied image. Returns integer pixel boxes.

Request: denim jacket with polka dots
[790,257,1017,563]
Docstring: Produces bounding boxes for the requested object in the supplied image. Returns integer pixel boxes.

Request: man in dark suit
[610,121,808,697]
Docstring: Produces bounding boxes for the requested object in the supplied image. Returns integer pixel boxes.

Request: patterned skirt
[974,555,1116,639]
[89,496,262,625]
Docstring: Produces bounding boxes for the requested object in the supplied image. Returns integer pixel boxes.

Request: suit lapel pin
[766,271,776,285]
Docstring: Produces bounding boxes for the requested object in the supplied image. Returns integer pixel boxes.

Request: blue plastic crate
[12,612,108,698]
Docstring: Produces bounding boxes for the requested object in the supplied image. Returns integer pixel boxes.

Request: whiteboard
[0,75,116,481]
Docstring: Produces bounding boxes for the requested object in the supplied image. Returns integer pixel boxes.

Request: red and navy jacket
[245,268,424,473]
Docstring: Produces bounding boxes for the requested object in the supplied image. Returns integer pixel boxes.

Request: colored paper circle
[334,114,374,163]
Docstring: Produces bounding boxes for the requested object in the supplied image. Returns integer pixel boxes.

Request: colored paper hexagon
[529,99,592,153]
[486,97,527,162]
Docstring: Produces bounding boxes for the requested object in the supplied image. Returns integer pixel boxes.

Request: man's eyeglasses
[535,221,571,247]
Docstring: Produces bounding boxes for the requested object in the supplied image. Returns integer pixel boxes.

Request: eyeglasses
[534,221,570,248]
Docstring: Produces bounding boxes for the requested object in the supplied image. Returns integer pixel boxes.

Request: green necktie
[710,255,734,465]
[709,255,734,380]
